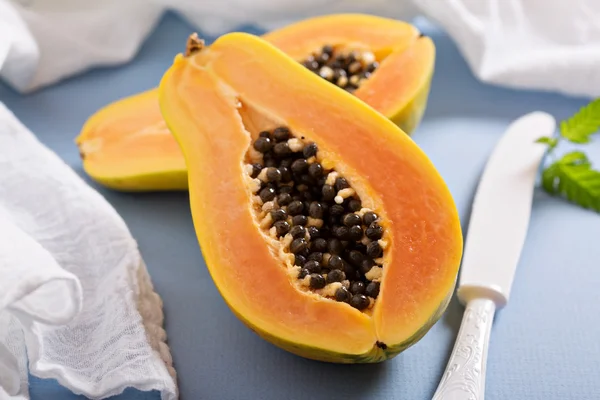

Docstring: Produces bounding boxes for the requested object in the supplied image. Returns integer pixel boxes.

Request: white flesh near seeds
[307,217,323,228]
[260,213,273,229]
[361,52,376,65]
[288,138,304,152]
[262,201,275,212]
[249,179,261,193]
[318,282,342,297]
[336,188,355,205]
[257,167,269,182]
[325,171,338,186]
[252,195,263,206]
[365,266,383,282]
[357,207,372,217]
[368,297,375,309]
[248,147,263,163]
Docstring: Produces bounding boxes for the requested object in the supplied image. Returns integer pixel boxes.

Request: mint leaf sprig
[536,98,600,212]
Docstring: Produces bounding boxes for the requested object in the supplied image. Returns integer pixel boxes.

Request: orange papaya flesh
[76,89,187,190]
[159,32,462,363]
[262,13,419,61]
[76,13,434,192]
[355,37,434,134]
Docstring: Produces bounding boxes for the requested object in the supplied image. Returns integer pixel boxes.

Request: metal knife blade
[457,111,555,307]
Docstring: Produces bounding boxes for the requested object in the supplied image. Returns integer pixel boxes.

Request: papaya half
[76,14,435,191]
[158,32,461,363]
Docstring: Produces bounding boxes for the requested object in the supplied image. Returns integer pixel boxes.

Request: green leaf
[541,164,559,194]
[542,151,600,212]
[559,98,600,144]
[559,150,590,166]
[535,136,559,150]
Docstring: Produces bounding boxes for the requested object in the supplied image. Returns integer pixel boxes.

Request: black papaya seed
[273,220,290,237]
[366,241,383,258]
[335,287,351,302]
[348,199,362,212]
[350,294,369,310]
[289,225,306,239]
[253,137,273,153]
[309,274,326,289]
[365,223,383,240]
[350,281,365,295]
[307,252,323,263]
[347,225,363,241]
[304,260,321,274]
[295,255,307,266]
[326,269,345,283]
[363,211,378,226]
[365,282,380,298]
[303,142,318,158]
[290,238,308,254]
[287,200,304,216]
[342,213,361,227]
[270,208,287,222]
[312,238,328,253]
[259,187,276,202]
[273,126,290,141]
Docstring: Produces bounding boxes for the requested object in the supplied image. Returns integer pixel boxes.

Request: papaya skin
[77,14,435,191]
[158,32,462,363]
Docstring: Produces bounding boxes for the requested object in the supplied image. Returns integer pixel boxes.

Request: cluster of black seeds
[301,45,379,93]
[249,126,385,311]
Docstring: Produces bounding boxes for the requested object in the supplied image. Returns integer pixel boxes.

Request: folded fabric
[1,0,599,97]
[0,103,177,399]
[0,204,82,398]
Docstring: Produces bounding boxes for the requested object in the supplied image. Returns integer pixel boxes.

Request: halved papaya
[158,32,461,363]
[77,14,435,191]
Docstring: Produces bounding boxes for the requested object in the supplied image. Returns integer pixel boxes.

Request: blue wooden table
[2,12,599,400]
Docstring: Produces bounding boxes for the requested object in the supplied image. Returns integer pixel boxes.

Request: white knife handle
[431,298,496,400]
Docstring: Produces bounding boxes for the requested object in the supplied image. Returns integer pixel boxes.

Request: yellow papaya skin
[78,14,435,192]
[235,287,453,363]
[158,32,462,363]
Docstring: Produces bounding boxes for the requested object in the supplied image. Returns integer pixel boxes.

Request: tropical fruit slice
[77,14,435,191]
[158,32,461,363]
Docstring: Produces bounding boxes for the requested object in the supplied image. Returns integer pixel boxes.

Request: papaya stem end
[185,33,205,57]
[376,341,388,350]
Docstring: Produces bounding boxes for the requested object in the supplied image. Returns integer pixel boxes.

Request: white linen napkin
[1,0,599,97]
[0,103,177,399]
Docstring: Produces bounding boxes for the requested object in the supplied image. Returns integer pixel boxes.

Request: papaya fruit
[77,14,435,191]
[158,32,461,363]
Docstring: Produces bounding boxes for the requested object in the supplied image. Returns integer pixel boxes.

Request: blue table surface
[2,12,600,400]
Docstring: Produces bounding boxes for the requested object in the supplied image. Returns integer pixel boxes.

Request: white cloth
[1,0,600,97]
[0,103,177,400]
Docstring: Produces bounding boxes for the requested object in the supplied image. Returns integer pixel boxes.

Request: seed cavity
[245,126,387,311]
[301,45,379,92]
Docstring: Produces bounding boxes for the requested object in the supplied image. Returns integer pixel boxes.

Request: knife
[431,111,556,400]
